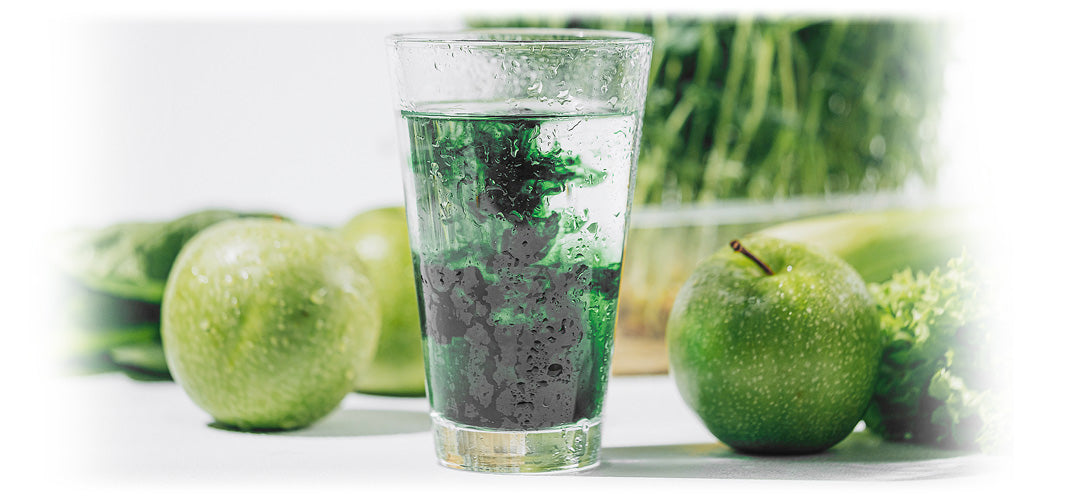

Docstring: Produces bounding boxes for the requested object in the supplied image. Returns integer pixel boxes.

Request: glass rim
[386,28,652,47]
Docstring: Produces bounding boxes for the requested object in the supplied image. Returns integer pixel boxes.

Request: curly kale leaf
[863,254,1003,451]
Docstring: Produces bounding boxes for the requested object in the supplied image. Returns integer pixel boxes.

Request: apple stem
[730,240,775,276]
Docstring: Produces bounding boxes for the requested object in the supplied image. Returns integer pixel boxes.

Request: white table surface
[47,371,1013,499]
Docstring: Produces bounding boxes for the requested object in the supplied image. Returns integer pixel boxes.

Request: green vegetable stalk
[468,16,946,206]
[863,255,1006,451]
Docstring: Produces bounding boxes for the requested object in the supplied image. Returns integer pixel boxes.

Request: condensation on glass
[387,29,652,473]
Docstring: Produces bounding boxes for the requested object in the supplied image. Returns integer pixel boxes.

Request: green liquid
[403,108,638,430]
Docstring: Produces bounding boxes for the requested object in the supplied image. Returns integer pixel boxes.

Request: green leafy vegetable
[107,341,171,381]
[56,209,284,379]
[57,210,282,303]
[863,255,1005,451]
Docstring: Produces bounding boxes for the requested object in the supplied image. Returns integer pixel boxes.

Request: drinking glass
[386,28,652,473]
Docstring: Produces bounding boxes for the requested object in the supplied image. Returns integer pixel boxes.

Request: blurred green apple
[162,219,379,431]
[341,206,426,396]
[667,235,881,454]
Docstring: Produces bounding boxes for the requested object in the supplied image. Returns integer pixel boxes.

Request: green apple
[340,206,426,396]
[162,219,379,431]
[666,235,881,454]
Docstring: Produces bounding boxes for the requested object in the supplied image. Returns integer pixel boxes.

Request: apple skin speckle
[666,235,881,454]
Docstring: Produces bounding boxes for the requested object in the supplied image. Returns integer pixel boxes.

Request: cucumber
[753,207,980,283]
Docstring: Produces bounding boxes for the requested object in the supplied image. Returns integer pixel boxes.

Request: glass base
[431,414,602,473]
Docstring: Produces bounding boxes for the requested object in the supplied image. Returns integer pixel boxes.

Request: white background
[76,19,460,228]
[3,1,1079,498]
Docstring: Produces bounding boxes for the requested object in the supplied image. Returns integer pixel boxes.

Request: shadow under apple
[579,431,991,481]
[208,409,431,437]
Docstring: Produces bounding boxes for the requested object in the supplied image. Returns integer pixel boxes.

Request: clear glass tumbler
[386,29,652,473]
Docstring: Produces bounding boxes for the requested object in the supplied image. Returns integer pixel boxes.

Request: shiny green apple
[162,219,379,431]
[340,206,426,396]
[666,235,881,454]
